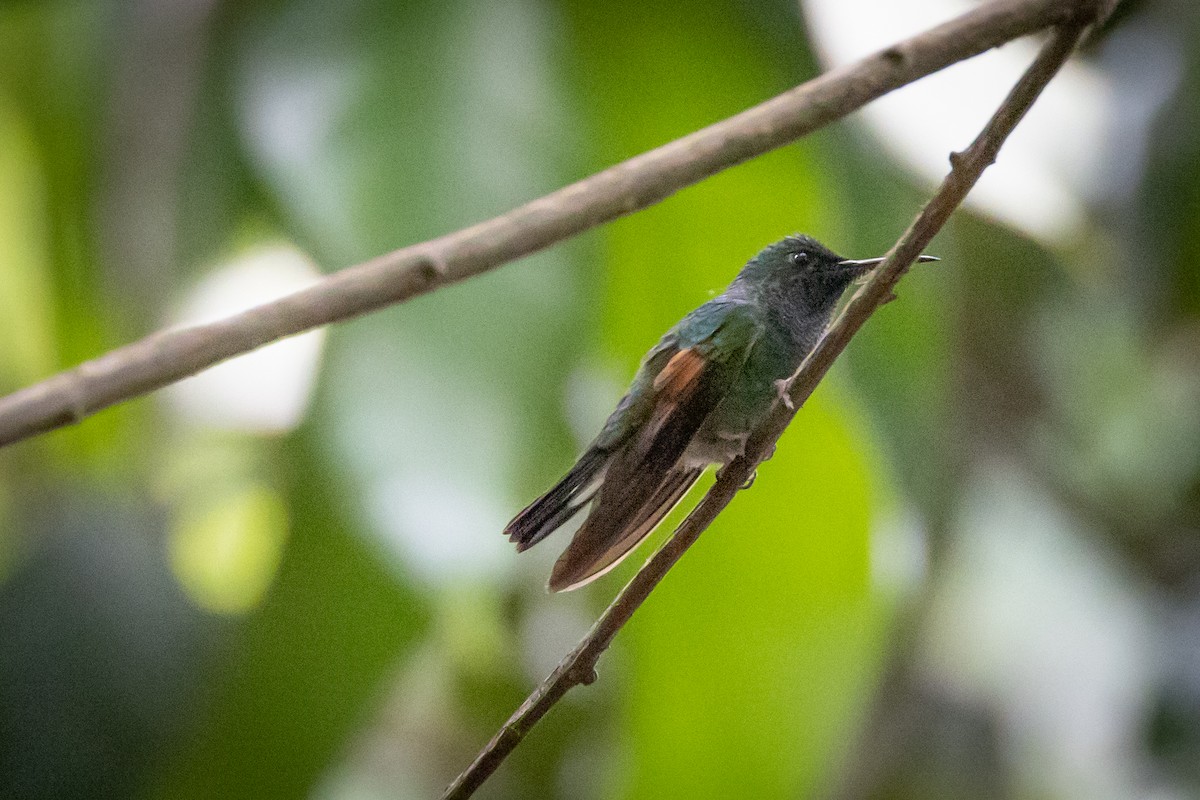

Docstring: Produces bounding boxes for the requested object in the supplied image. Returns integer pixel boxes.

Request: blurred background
[0,0,1196,798]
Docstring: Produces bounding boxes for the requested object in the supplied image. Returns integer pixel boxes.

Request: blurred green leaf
[0,96,56,389]
[150,431,429,800]
[562,1,837,362]
[232,0,593,588]
[0,0,143,471]
[198,3,604,795]
[621,397,880,799]
[831,146,958,520]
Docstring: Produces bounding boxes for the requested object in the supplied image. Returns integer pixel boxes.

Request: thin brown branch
[0,0,1092,448]
[441,17,1094,800]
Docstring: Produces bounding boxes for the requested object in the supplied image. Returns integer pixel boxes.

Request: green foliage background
[2,1,1198,799]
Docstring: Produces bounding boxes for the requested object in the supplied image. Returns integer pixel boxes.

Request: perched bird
[505,234,937,592]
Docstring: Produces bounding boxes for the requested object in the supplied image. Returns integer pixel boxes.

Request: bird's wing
[504,338,684,552]
[548,305,762,591]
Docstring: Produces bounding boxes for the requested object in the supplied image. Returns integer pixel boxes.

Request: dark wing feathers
[548,466,702,592]
[546,347,730,591]
[505,303,764,592]
[504,447,608,552]
[502,342,696,555]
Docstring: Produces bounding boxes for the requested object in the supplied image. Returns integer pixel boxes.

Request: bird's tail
[504,447,609,552]
[548,465,702,592]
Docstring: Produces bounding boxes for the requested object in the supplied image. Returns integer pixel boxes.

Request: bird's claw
[774,379,795,411]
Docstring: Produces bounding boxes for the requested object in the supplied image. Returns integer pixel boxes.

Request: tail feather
[504,448,609,551]
[548,466,702,592]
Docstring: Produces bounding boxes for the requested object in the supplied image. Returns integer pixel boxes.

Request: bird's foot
[775,379,795,411]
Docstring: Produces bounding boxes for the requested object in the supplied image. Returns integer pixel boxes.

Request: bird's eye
[789,251,809,266]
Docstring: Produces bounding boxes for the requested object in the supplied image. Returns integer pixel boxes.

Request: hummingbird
[505,234,937,592]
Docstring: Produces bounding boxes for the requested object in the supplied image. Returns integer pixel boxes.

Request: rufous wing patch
[653,347,707,397]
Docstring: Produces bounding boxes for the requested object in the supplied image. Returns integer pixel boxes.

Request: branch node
[948,150,967,170]
[571,664,599,686]
[420,251,450,282]
[882,46,908,67]
[63,370,89,425]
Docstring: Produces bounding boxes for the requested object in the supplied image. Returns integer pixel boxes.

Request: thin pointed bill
[838,254,940,270]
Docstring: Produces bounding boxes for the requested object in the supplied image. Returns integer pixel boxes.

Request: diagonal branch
[0,0,1092,448]
[440,15,1095,800]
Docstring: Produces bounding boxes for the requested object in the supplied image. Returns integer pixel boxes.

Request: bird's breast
[681,324,808,468]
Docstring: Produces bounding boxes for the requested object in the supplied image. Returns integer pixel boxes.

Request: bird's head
[738,234,937,313]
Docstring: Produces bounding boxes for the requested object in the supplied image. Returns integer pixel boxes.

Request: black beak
[838,255,940,270]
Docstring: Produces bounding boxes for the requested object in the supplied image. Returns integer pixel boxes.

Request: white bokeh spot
[802,0,1115,243]
[164,244,326,433]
